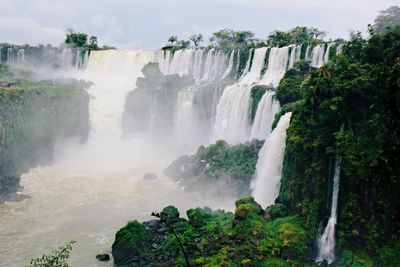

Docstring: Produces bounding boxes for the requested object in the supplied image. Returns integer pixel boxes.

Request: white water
[316,156,342,264]
[251,112,292,207]
[310,44,332,68]
[0,43,336,266]
[175,90,200,152]
[250,91,280,140]
[83,50,160,136]
[211,48,268,144]
[260,46,290,87]
[0,48,235,266]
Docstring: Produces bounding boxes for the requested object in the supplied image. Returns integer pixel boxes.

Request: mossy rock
[112,220,152,265]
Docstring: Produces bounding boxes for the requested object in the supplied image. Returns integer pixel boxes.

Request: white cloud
[0,17,65,45]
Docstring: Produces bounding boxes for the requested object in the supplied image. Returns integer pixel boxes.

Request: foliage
[336,250,374,267]
[189,34,204,47]
[64,29,103,50]
[377,242,400,267]
[113,198,308,266]
[373,6,400,33]
[0,64,90,180]
[210,29,257,51]
[164,139,264,196]
[267,26,326,47]
[27,241,75,267]
[277,26,400,263]
[276,60,312,106]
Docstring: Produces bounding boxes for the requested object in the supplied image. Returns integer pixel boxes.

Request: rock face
[164,139,264,197]
[0,65,90,199]
[142,173,158,181]
[122,63,193,136]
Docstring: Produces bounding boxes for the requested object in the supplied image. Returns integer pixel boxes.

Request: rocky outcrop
[112,197,308,266]
[0,65,90,199]
[164,139,264,197]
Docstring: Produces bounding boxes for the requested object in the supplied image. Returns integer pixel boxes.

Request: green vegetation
[189,34,204,47]
[267,26,326,47]
[65,29,114,50]
[164,139,264,196]
[209,29,257,52]
[27,241,75,267]
[276,60,312,106]
[0,64,90,189]
[249,85,269,123]
[112,197,309,266]
[276,26,400,263]
[372,6,400,33]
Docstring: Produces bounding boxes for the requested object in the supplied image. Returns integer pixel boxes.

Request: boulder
[143,173,158,180]
[95,254,110,261]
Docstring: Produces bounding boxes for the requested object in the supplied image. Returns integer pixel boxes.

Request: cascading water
[251,112,292,207]
[0,42,339,266]
[175,90,199,151]
[250,91,280,140]
[260,46,290,87]
[211,47,268,144]
[316,122,343,265]
[0,47,235,266]
[316,156,342,264]
[222,50,235,78]
[83,50,160,136]
[324,43,334,64]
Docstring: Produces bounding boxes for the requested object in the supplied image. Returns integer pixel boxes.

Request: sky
[0,0,399,49]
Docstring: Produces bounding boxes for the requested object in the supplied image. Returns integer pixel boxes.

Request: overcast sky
[0,0,399,49]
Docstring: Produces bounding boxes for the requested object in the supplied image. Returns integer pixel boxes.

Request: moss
[249,85,269,123]
[161,205,180,222]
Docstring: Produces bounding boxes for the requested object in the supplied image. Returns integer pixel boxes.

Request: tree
[267,27,326,47]
[373,6,400,33]
[308,27,326,39]
[65,29,88,48]
[210,29,255,51]
[188,34,204,47]
[27,241,76,267]
[89,36,98,46]
[168,36,178,45]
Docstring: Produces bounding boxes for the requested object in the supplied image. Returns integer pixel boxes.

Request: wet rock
[96,254,110,261]
[143,173,158,180]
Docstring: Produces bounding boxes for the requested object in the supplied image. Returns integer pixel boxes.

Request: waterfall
[324,43,334,63]
[288,44,302,69]
[211,47,268,144]
[250,91,280,140]
[17,49,25,62]
[175,90,198,151]
[336,44,343,55]
[260,46,290,87]
[316,155,342,264]
[305,45,311,61]
[222,50,235,78]
[311,44,326,67]
[241,49,253,78]
[163,48,228,82]
[240,47,269,84]
[251,112,292,207]
[82,50,160,137]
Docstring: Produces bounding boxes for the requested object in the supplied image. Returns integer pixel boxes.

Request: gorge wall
[0,65,90,201]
